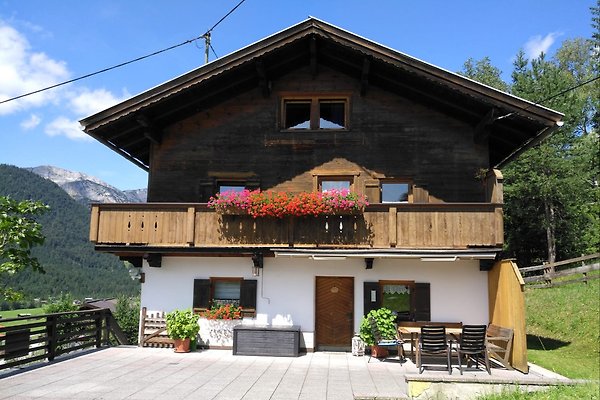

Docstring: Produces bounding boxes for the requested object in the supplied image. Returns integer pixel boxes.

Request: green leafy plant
[359,307,397,346]
[43,293,78,313]
[114,295,140,344]
[166,309,200,339]
[0,195,49,301]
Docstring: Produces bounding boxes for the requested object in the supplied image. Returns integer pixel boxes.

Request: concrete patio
[0,346,574,400]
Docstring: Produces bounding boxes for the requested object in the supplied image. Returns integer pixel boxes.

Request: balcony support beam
[388,207,397,247]
[186,207,196,245]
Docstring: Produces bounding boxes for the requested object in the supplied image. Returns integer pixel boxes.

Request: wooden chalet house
[81,18,562,369]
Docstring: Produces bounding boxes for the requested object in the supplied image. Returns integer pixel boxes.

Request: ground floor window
[212,278,242,307]
[363,280,430,322]
[193,278,257,317]
[380,280,414,321]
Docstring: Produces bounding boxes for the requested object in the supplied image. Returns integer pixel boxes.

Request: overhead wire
[494,74,600,121]
[0,0,246,106]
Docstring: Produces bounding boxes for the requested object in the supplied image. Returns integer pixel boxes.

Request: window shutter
[240,279,257,310]
[193,279,211,309]
[363,281,381,316]
[413,282,431,321]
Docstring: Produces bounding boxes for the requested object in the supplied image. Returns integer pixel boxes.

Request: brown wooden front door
[315,276,354,350]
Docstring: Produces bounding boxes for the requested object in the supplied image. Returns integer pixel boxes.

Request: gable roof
[80,17,563,171]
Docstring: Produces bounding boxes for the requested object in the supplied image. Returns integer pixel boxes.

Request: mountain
[0,164,140,300]
[27,165,147,204]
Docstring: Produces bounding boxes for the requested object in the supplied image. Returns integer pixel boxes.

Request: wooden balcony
[90,202,503,250]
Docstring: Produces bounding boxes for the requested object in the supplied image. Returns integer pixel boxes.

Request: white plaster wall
[141,256,489,349]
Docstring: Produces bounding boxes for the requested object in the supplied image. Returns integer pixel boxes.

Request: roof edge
[80,17,563,133]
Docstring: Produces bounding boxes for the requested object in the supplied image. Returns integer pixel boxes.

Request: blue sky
[0,1,595,190]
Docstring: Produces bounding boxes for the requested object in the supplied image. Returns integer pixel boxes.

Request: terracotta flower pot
[371,344,389,358]
[173,338,191,353]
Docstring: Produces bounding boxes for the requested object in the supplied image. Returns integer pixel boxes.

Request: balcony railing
[90,202,503,249]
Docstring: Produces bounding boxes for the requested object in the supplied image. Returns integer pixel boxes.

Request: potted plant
[166,309,200,353]
[359,307,397,358]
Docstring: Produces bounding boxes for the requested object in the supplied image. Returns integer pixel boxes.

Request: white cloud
[40,88,129,141]
[0,20,131,142]
[20,114,41,130]
[524,32,561,60]
[0,20,70,115]
[68,88,131,116]
[44,116,91,141]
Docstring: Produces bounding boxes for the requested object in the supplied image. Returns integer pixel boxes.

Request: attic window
[381,182,411,203]
[282,96,348,130]
[218,184,246,194]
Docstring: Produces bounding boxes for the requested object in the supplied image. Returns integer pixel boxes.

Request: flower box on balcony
[208,189,368,218]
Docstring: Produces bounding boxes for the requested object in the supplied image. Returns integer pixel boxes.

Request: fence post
[104,309,111,345]
[46,314,57,362]
[581,255,588,284]
[95,310,103,349]
[543,262,552,287]
[139,307,147,347]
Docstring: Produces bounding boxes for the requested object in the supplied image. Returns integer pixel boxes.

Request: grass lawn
[479,278,600,399]
[0,307,45,327]
[0,307,45,319]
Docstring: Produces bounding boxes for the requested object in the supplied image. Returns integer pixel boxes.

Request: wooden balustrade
[0,309,128,371]
[90,202,503,249]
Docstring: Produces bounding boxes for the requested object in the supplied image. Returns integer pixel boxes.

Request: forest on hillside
[458,4,599,267]
[0,164,139,304]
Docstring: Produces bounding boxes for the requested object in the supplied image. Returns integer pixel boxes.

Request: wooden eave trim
[84,130,149,171]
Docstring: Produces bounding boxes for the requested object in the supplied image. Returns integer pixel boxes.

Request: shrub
[113,295,140,344]
[359,307,397,346]
[43,293,78,313]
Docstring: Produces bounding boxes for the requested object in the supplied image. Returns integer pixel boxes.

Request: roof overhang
[80,17,563,171]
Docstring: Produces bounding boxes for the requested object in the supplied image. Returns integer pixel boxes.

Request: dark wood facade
[149,65,488,204]
[81,18,562,255]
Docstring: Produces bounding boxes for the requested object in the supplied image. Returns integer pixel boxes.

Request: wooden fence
[519,253,600,289]
[138,307,173,348]
[0,308,128,371]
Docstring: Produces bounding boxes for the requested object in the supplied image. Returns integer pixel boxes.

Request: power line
[0,0,246,106]
[205,0,246,35]
[0,37,202,105]
[495,74,600,121]
[535,74,600,104]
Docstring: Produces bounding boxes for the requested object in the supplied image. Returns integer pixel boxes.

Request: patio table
[398,325,463,361]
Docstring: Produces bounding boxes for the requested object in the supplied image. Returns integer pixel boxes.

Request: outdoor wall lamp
[252,252,264,276]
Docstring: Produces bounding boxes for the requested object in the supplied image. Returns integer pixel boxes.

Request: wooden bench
[486,324,514,370]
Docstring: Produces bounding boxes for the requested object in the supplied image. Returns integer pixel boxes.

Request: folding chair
[367,317,404,363]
